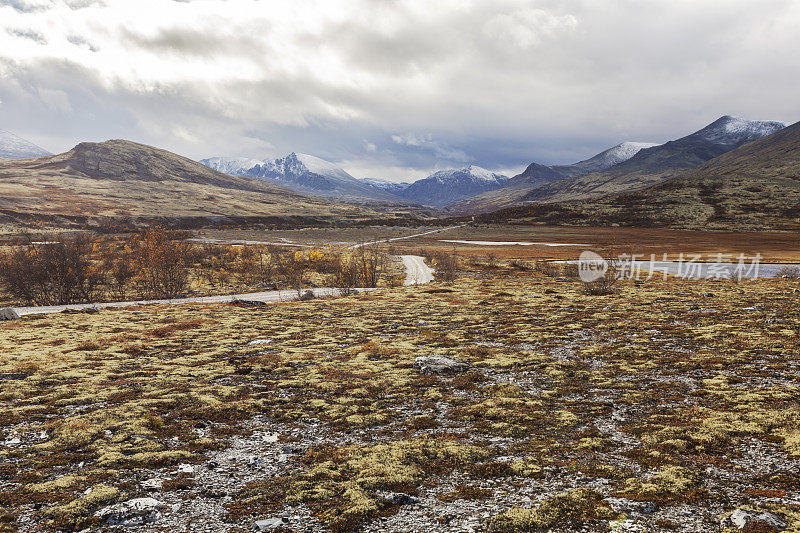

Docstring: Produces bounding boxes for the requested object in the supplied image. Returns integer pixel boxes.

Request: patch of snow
[0,129,51,159]
[695,115,787,145]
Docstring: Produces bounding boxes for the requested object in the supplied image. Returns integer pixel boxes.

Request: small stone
[141,479,162,491]
[253,517,288,531]
[728,509,786,531]
[248,339,273,346]
[385,492,420,505]
[177,463,194,475]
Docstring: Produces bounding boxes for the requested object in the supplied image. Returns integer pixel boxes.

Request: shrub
[130,227,191,299]
[0,233,103,305]
[778,266,800,280]
[434,249,460,281]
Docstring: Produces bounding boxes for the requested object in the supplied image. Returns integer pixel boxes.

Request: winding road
[347,224,465,249]
[401,255,435,285]
[7,255,436,317]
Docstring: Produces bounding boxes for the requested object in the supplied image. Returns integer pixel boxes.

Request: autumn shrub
[130,227,191,299]
[433,249,459,281]
[0,233,103,305]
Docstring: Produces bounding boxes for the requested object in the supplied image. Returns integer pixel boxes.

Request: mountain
[478,120,800,231]
[506,162,565,188]
[448,142,655,213]
[450,116,787,213]
[0,140,350,220]
[358,177,412,195]
[0,129,51,159]
[201,153,405,203]
[396,165,509,207]
[551,141,659,177]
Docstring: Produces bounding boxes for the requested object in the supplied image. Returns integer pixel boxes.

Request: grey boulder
[413,355,469,374]
[0,308,19,321]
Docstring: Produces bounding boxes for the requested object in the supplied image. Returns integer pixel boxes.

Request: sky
[1,0,799,182]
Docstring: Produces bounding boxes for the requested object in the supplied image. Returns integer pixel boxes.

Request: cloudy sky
[1,0,799,181]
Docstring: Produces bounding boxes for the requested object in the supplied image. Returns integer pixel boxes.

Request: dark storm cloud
[0,0,798,181]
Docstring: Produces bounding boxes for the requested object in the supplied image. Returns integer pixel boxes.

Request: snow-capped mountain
[358,177,412,195]
[596,115,789,176]
[201,153,404,202]
[692,115,787,146]
[552,141,660,177]
[398,165,509,207]
[0,129,51,159]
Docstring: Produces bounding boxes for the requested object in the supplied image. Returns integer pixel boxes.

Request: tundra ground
[1,263,799,532]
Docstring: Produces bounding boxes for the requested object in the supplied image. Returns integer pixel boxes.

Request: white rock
[177,463,194,474]
[142,478,163,491]
[96,497,165,526]
[253,518,288,531]
[248,339,273,346]
[729,509,786,531]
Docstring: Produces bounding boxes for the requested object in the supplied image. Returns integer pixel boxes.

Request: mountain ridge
[449,115,788,213]
[201,152,405,203]
[476,119,800,230]
[0,140,354,220]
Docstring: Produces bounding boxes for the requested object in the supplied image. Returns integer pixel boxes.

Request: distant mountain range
[0,130,51,159]
[388,166,509,207]
[481,119,800,230]
[450,116,788,213]
[200,153,405,203]
[2,113,794,230]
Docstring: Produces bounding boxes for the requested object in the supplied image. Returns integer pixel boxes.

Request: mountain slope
[447,142,654,213]
[358,177,412,195]
[479,120,800,230]
[551,141,659,177]
[398,165,508,207]
[201,153,405,203]
[451,116,787,213]
[0,140,350,219]
[0,130,51,159]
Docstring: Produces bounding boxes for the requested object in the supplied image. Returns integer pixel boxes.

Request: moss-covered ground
[1,264,799,531]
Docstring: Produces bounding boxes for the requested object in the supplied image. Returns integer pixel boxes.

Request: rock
[176,463,194,475]
[0,373,28,380]
[413,355,469,375]
[248,339,273,346]
[385,492,420,505]
[253,517,288,531]
[0,308,19,321]
[727,509,786,531]
[232,299,268,307]
[95,497,165,526]
[298,290,315,301]
[606,497,657,515]
[141,479,162,491]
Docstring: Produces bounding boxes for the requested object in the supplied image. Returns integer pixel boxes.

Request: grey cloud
[0,0,798,182]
